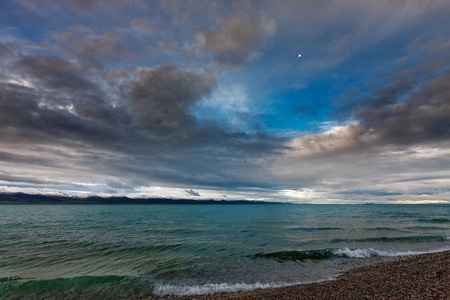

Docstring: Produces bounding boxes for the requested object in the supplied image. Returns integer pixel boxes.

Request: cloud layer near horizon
[1,0,450,203]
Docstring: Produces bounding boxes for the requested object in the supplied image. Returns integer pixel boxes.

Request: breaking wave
[153,281,315,296]
[252,246,450,262]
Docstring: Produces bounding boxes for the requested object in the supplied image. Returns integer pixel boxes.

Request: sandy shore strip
[149,250,449,299]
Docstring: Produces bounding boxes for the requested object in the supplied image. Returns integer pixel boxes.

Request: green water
[0,204,449,298]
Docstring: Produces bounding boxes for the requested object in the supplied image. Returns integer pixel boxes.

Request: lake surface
[0,204,449,299]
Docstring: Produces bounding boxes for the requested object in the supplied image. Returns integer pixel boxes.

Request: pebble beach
[151,250,450,299]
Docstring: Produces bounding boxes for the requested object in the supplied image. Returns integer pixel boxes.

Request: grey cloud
[16,0,37,9]
[390,172,450,184]
[52,25,145,66]
[337,189,403,197]
[1,55,130,153]
[0,84,38,130]
[14,55,129,125]
[1,51,286,191]
[292,59,450,156]
[125,65,214,135]
[197,13,276,67]
[356,66,450,145]
[0,172,62,185]
[362,75,415,109]
[4,53,278,161]
[0,43,14,59]
[130,19,157,36]
[0,147,65,169]
[105,179,140,191]
[107,126,287,190]
[69,0,141,14]
[185,189,200,197]
[17,55,94,94]
[272,139,450,202]
[70,0,103,12]
[0,82,113,149]
[16,0,60,11]
[157,0,230,26]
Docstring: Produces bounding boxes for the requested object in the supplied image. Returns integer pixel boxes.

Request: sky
[1,0,450,203]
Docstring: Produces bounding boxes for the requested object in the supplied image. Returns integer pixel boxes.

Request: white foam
[153,281,309,296]
[154,246,450,296]
[333,246,450,258]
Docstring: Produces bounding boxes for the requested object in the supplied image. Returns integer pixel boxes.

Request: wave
[153,280,319,296]
[1,277,327,298]
[331,247,444,258]
[288,227,342,232]
[253,249,333,261]
[155,245,450,295]
[364,227,401,231]
[416,218,450,224]
[252,246,450,262]
[407,226,449,231]
[330,235,447,244]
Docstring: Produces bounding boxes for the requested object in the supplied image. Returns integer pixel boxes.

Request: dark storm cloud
[2,51,280,160]
[0,47,286,190]
[17,56,94,93]
[13,55,129,125]
[0,81,115,150]
[125,65,214,135]
[0,53,130,153]
[197,13,276,67]
[355,64,450,145]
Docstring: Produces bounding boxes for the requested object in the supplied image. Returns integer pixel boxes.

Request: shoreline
[151,250,450,299]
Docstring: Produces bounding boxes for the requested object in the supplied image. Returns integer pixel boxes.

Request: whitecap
[153,281,310,296]
[332,246,450,258]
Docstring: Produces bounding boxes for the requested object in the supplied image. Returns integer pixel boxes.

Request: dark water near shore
[0,204,449,299]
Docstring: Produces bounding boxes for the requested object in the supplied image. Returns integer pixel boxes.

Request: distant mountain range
[0,192,278,205]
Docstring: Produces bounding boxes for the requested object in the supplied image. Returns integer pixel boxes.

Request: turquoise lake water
[0,204,449,299]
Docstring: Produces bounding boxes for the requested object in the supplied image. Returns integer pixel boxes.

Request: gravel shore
[151,250,449,299]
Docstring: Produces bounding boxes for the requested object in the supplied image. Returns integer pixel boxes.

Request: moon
[298,54,302,58]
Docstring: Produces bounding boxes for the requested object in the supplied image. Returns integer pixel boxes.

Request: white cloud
[285,123,362,156]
